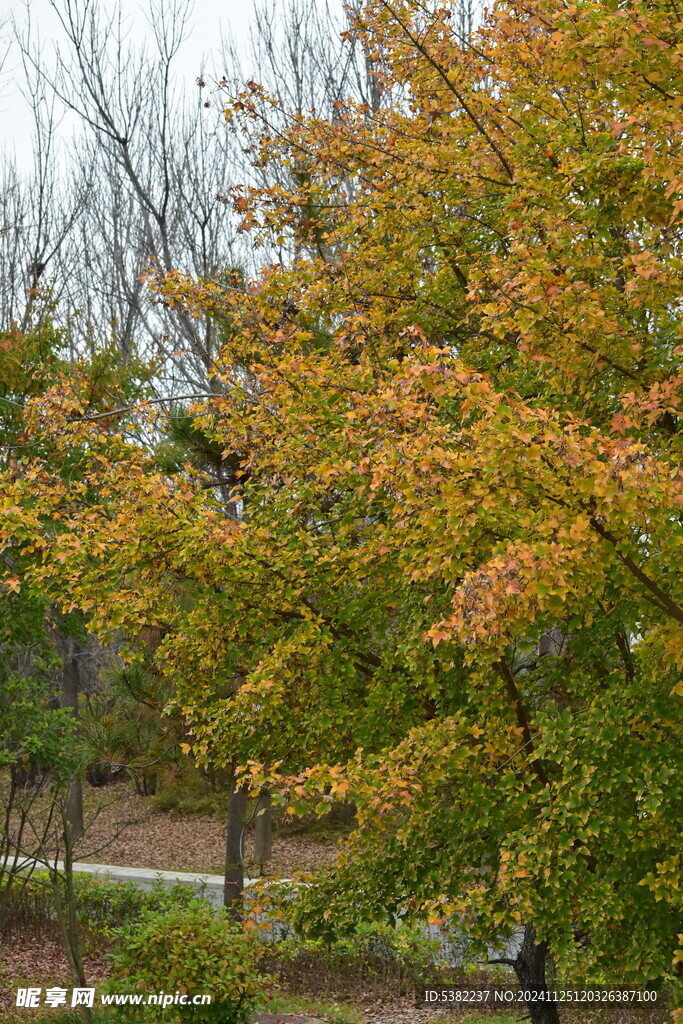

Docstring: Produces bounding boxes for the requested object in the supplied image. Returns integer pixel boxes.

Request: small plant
[3,872,210,952]
[261,919,450,1000]
[75,874,210,947]
[105,901,272,1023]
[32,1015,118,1024]
[151,761,225,816]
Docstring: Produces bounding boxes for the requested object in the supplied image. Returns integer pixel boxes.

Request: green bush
[152,786,224,816]
[32,1014,118,1024]
[105,901,272,1024]
[261,920,449,999]
[151,762,225,817]
[73,874,208,945]
[3,871,210,951]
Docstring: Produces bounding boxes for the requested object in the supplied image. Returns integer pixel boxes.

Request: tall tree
[2,1,683,1021]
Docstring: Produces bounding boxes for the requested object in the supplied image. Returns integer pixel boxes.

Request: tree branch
[590,518,683,624]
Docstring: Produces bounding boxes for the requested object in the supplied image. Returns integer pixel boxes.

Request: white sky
[0,0,258,169]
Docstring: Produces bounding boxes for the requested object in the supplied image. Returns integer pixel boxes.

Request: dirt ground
[72,779,341,877]
[0,780,346,1019]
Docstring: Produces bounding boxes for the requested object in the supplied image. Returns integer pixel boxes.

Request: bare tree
[0,35,85,333]
[233,0,386,120]
[7,0,480,381]
[15,0,241,390]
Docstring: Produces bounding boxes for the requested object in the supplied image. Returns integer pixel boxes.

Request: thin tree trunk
[513,925,560,1024]
[65,780,84,842]
[60,643,84,841]
[253,788,272,870]
[52,812,92,1024]
[224,778,247,919]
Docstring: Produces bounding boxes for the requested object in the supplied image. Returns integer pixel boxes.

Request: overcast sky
[0,0,258,169]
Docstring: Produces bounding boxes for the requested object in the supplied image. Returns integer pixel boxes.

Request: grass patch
[277,815,355,844]
[260,994,363,1023]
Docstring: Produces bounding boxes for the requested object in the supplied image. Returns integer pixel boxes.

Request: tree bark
[513,925,560,1024]
[60,640,84,841]
[65,779,84,843]
[253,788,272,869]
[52,811,92,1024]
[538,625,566,658]
[224,782,247,919]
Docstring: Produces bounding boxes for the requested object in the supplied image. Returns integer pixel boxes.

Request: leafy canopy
[1,0,682,997]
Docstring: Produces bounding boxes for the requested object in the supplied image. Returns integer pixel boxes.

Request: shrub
[105,901,272,1024]
[151,762,225,817]
[73,874,208,945]
[2,871,210,951]
[152,787,223,816]
[31,1014,118,1024]
[261,920,450,1000]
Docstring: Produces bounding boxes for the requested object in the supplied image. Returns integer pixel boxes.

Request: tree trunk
[60,642,84,841]
[253,788,272,869]
[513,925,560,1024]
[65,779,84,843]
[52,812,92,1024]
[538,625,566,658]
[224,783,247,919]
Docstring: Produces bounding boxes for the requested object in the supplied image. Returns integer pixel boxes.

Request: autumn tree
[2,1,683,1021]
[0,312,154,1024]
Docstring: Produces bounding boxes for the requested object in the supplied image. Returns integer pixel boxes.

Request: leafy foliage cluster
[104,901,272,1024]
[0,0,682,1017]
[3,872,205,946]
[259,919,459,1000]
